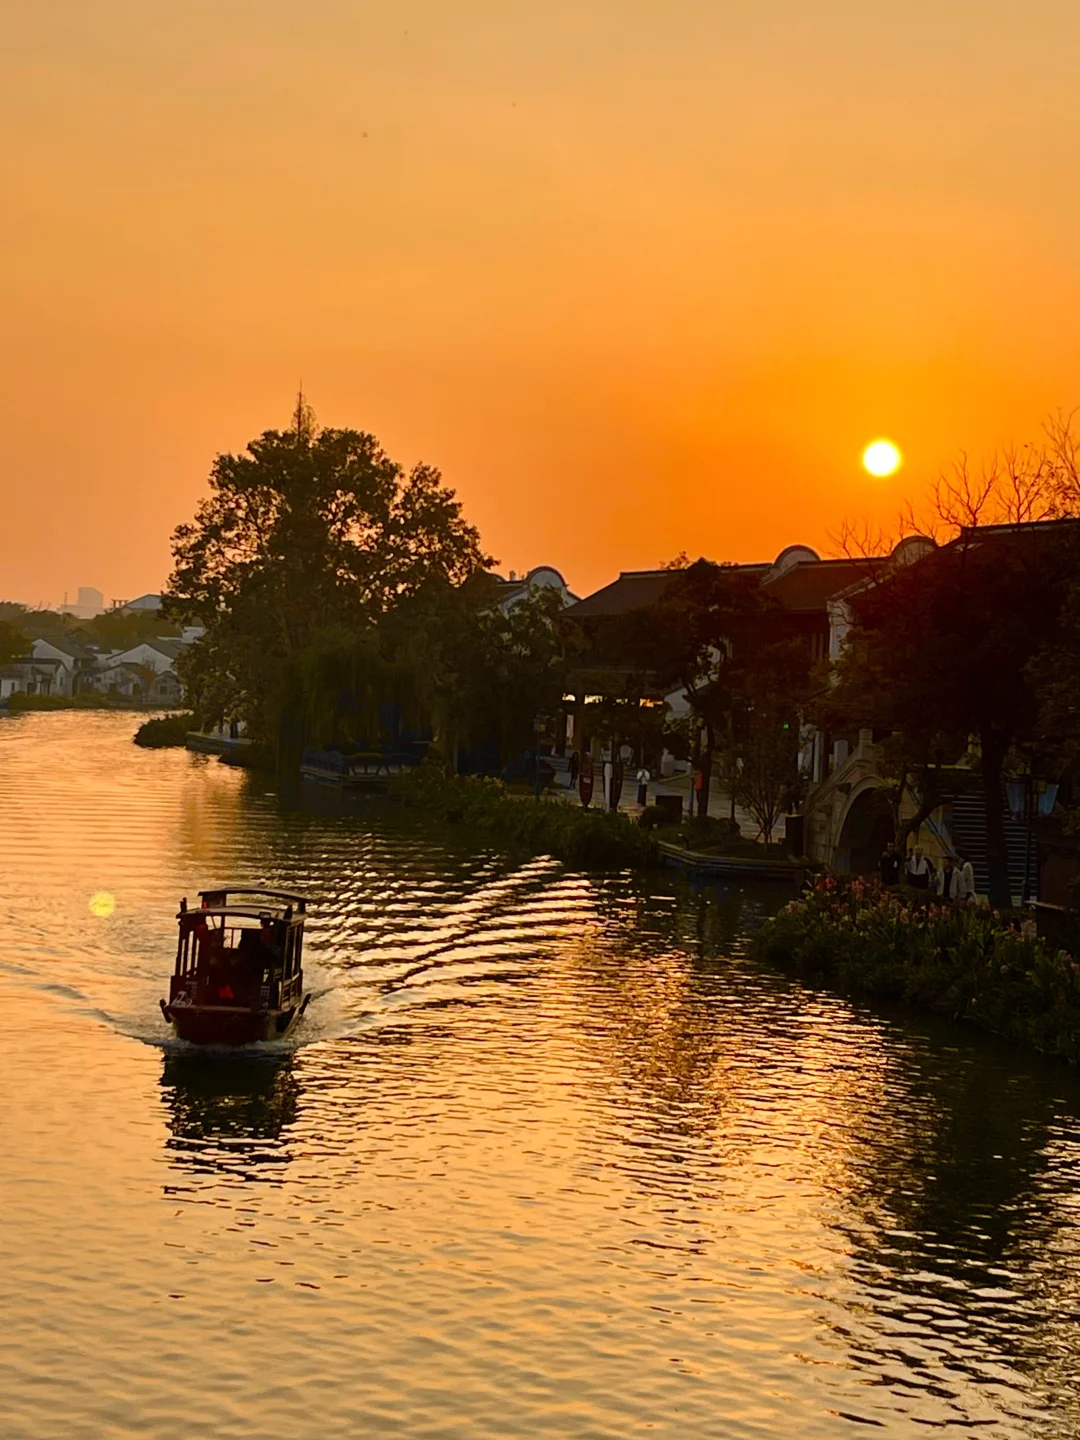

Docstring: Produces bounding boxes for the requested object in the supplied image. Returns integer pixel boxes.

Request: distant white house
[112,594,163,615]
[29,636,99,695]
[109,637,183,675]
[0,660,67,700]
[490,566,577,614]
[5,630,189,706]
[93,661,184,705]
[89,637,184,704]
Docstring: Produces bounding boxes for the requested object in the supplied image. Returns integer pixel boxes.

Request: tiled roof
[566,558,866,619]
[564,570,678,619]
[761,559,877,612]
[566,566,769,619]
[33,635,96,660]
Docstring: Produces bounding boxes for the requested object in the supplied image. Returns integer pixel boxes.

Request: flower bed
[751,875,1080,1064]
[393,766,658,869]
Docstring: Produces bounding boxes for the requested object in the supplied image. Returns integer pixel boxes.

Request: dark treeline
[163,403,1080,901]
[0,602,175,661]
[162,402,818,837]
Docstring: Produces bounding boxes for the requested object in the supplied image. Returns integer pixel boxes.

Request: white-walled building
[0,661,66,700]
[108,638,183,675]
[490,566,577,614]
[112,594,163,615]
[29,636,99,695]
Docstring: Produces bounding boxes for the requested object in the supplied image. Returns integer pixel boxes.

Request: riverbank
[393,766,659,868]
[752,875,1080,1064]
[3,694,162,714]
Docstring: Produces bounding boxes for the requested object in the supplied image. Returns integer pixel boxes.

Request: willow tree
[166,400,490,743]
[384,577,571,768]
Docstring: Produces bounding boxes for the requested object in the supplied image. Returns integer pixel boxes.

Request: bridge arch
[834,779,893,874]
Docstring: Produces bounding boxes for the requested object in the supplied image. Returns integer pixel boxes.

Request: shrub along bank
[752,875,1080,1064]
[134,713,195,747]
[394,767,658,869]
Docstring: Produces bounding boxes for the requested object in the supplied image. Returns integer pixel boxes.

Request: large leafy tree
[79,610,176,650]
[166,403,490,737]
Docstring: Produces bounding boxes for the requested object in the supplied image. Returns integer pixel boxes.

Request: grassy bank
[4,693,158,714]
[644,811,800,861]
[134,713,195,747]
[394,767,658,869]
[752,875,1080,1063]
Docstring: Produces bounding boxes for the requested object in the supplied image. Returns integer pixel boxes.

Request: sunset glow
[3,2,1080,600]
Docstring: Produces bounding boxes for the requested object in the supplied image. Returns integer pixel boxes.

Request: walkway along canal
[3,711,1080,1437]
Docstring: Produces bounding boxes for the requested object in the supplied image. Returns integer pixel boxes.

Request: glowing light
[89,891,116,918]
[862,439,902,477]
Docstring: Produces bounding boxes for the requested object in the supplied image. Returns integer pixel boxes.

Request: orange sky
[4,0,1080,605]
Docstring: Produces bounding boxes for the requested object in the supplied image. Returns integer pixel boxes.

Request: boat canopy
[197,887,307,911]
[179,905,306,925]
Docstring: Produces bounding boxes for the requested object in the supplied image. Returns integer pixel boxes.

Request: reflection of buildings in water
[830,1031,1080,1418]
[160,1052,300,1184]
[564,876,798,1166]
[572,875,1080,1422]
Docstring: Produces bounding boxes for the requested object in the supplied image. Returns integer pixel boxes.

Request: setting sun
[862,440,903,477]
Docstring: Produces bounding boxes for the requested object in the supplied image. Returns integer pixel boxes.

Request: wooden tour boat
[160,888,310,1045]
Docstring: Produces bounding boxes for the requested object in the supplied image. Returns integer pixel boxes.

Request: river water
[3,714,1080,1438]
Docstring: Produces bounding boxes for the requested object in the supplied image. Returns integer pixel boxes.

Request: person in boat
[195,915,246,1003]
[195,915,225,966]
[258,911,286,960]
[207,936,237,1003]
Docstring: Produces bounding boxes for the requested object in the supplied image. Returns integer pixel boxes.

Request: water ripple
[3,713,1080,1438]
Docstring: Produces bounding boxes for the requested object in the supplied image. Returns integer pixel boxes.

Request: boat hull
[161,1000,304,1046]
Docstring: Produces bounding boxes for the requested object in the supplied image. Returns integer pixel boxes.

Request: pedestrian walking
[936,855,958,903]
[568,750,580,787]
[879,841,902,886]
[955,850,976,908]
[906,846,934,890]
[636,767,651,808]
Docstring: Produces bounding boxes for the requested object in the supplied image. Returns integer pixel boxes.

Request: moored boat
[160,888,310,1045]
